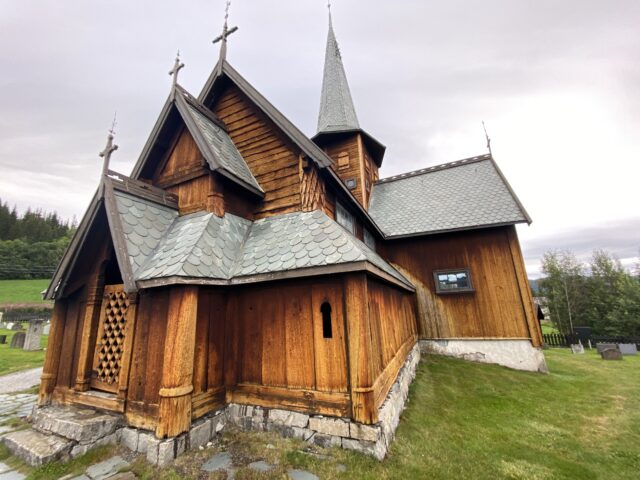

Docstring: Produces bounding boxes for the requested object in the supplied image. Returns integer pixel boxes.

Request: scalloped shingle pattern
[232,210,410,286]
[136,211,251,280]
[369,159,527,237]
[113,191,178,274]
[112,194,410,287]
[185,103,262,193]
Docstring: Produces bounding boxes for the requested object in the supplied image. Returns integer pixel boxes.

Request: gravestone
[570,344,584,354]
[43,323,51,335]
[11,323,23,331]
[24,320,44,351]
[0,335,6,344]
[601,348,623,361]
[596,343,617,354]
[10,332,26,349]
[618,344,638,356]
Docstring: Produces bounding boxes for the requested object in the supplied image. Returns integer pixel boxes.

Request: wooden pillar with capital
[39,300,67,405]
[74,268,105,391]
[344,273,376,424]
[156,286,199,438]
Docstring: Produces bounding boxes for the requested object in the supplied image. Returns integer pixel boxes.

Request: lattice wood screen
[92,285,129,391]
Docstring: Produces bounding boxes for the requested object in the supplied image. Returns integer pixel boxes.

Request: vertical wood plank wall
[125,289,169,430]
[384,226,535,341]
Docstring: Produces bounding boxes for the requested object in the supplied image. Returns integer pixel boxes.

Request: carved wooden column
[39,300,67,405]
[117,291,139,400]
[156,286,199,438]
[74,269,105,391]
[344,273,376,424]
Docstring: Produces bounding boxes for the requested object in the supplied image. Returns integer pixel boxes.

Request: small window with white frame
[433,269,473,293]
[363,228,376,251]
[336,201,356,236]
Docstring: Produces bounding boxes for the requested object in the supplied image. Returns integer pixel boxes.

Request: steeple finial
[482,121,493,157]
[317,3,360,134]
[99,114,118,178]
[169,51,185,87]
[213,0,238,62]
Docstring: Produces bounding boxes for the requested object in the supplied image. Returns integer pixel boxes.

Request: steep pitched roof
[317,14,360,134]
[130,85,263,197]
[197,59,386,235]
[368,154,531,238]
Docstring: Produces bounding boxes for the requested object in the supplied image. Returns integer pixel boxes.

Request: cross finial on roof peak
[99,113,119,178]
[169,51,185,88]
[213,0,238,63]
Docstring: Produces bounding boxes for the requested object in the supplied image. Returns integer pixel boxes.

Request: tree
[539,251,586,334]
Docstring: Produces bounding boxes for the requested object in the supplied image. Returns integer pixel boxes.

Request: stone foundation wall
[421,339,548,373]
[226,342,421,460]
[20,343,420,466]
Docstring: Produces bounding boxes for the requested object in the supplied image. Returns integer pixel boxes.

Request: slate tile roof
[183,101,263,193]
[112,192,412,289]
[368,155,529,238]
[113,191,178,274]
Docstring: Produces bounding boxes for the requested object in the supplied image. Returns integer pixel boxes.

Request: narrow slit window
[321,302,333,339]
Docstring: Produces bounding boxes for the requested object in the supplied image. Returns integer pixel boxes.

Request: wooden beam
[507,226,543,347]
[38,300,68,405]
[74,266,106,391]
[117,291,139,400]
[156,286,199,438]
[344,273,376,423]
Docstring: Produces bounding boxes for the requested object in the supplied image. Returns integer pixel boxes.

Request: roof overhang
[312,128,386,167]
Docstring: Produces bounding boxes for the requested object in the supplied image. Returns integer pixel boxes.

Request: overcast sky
[1,1,638,277]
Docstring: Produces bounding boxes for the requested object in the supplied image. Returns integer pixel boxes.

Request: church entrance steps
[33,405,124,443]
[2,429,73,467]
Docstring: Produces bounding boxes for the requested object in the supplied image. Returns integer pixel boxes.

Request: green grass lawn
[0,279,52,305]
[540,321,560,334]
[6,349,639,480]
[0,329,48,376]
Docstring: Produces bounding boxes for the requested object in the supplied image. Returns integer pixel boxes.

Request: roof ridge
[177,85,229,132]
[376,154,491,185]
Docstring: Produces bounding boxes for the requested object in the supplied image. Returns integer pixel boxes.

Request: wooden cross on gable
[99,115,118,177]
[169,51,185,87]
[212,0,238,61]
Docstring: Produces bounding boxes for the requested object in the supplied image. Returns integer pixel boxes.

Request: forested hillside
[0,199,75,279]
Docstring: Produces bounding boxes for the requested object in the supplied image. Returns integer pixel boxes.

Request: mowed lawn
[336,349,639,480]
[0,329,48,376]
[0,279,52,305]
[4,349,638,480]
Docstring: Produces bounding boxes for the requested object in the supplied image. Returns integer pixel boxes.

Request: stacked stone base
[5,343,420,466]
[227,342,421,460]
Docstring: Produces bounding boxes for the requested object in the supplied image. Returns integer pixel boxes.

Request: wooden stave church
[38,14,544,445]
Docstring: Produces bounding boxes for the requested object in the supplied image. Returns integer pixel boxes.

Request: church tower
[312,10,385,209]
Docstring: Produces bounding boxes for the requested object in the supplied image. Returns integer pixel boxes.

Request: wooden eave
[136,260,415,292]
[130,85,264,199]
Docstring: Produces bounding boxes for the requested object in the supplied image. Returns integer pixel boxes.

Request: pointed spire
[317,6,360,134]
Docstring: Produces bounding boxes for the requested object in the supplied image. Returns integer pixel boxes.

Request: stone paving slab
[202,451,232,472]
[287,469,319,480]
[2,429,73,466]
[85,456,129,480]
[0,368,42,394]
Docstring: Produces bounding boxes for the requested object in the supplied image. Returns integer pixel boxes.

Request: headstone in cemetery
[43,322,51,335]
[24,320,44,351]
[5,322,14,331]
[601,348,623,361]
[0,335,6,344]
[10,332,26,349]
[570,344,584,354]
[11,322,23,331]
[618,344,638,356]
[596,343,617,354]
[573,326,591,345]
